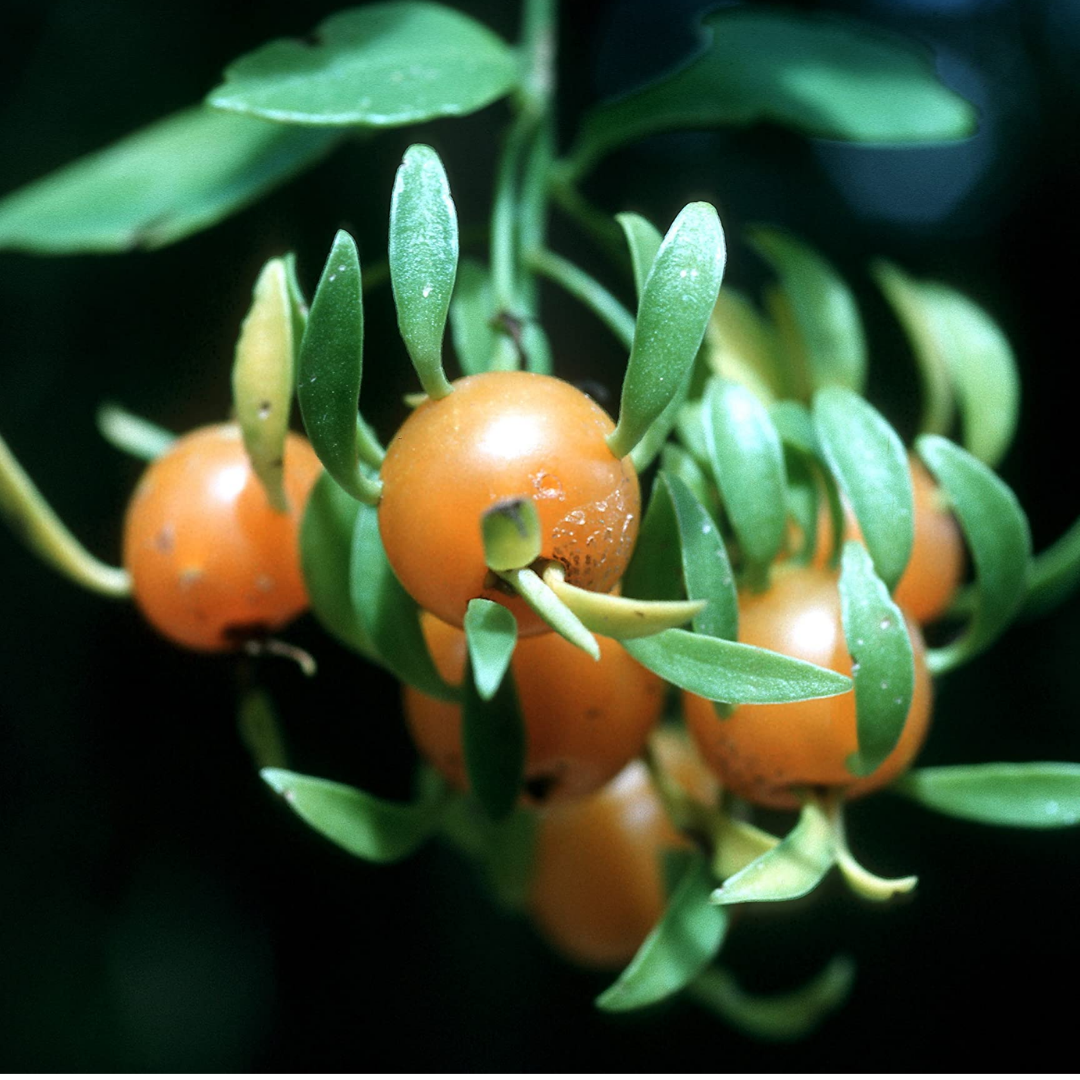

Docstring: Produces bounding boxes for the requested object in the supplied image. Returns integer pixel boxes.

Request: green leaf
[482,498,542,572]
[783,452,821,566]
[918,283,1020,469]
[712,802,834,904]
[0,106,340,253]
[705,289,783,405]
[895,763,1080,828]
[872,260,955,439]
[261,766,446,862]
[298,230,382,506]
[389,144,457,400]
[659,443,719,520]
[916,435,1031,672]
[238,687,289,771]
[769,400,819,458]
[748,227,866,396]
[96,403,175,462]
[607,203,726,461]
[689,956,855,1042]
[566,7,976,177]
[814,387,913,592]
[464,599,518,701]
[349,503,457,700]
[624,630,851,705]
[450,259,498,376]
[628,366,694,475]
[283,252,310,357]
[661,473,737,641]
[622,475,683,604]
[462,659,526,821]
[702,377,788,570]
[300,471,377,657]
[440,798,536,909]
[596,852,728,1013]
[232,257,295,512]
[498,566,600,661]
[616,211,663,299]
[209,3,520,127]
[1022,514,1080,620]
[838,541,915,777]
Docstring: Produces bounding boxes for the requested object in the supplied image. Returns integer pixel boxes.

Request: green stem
[526,248,635,350]
[490,111,536,322]
[96,403,175,462]
[549,167,626,263]
[0,429,131,598]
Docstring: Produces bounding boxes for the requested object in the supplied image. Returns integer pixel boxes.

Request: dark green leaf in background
[916,435,1030,672]
[661,472,738,641]
[622,475,683,604]
[624,630,851,705]
[749,228,866,397]
[596,852,728,1012]
[462,658,526,821]
[261,766,446,862]
[208,2,520,127]
[838,541,915,777]
[607,203,726,461]
[1022,514,1080,620]
[895,763,1080,828]
[389,144,458,400]
[702,377,788,571]
[349,504,457,701]
[0,106,341,253]
[450,259,498,376]
[464,599,518,701]
[814,387,913,592]
[616,211,664,299]
[567,6,977,178]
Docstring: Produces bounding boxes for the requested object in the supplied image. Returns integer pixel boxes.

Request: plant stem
[526,248,635,350]
[0,429,131,598]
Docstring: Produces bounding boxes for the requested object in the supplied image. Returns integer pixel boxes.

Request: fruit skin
[683,566,933,810]
[123,423,322,651]
[527,731,717,969]
[378,371,640,635]
[806,456,964,624]
[404,612,665,806]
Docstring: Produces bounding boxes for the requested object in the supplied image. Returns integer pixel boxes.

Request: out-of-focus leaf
[0,106,340,253]
[566,7,977,177]
[616,211,664,299]
[895,763,1080,828]
[622,475,683,604]
[96,403,175,462]
[705,288,782,404]
[462,658,526,821]
[1022,514,1080,619]
[209,3,519,126]
[464,598,517,701]
[450,259,498,376]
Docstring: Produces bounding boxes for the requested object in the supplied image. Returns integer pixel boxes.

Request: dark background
[2,0,1079,1070]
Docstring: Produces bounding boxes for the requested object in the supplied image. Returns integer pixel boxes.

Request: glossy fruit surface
[123,423,322,651]
[683,565,933,810]
[403,612,664,805]
[378,371,640,635]
[527,731,717,969]
[805,456,964,624]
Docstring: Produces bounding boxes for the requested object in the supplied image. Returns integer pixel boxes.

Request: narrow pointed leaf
[482,498,542,572]
[499,567,600,661]
[450,259,498,375]
[283,252,310,357]
[712,802,834,904]
[629,365,695,475]
[0,106,341,253]
[622,476,683,604]
[567,7,976,178]
[390,144,457,399]
[209,3,520,127]
[916,435,1030,672]
[838,541,915,777]
[300,472,377,657]
[238,687,289,771]
[660,443,719,520]
[233,257,294,512]
[608,203,726,460]
[462,659,526,821]
[1022,514,1080,619]
[702,377,787,569]
[597,852,728,1013]
[814,386,913,592]
[543,565,703,639]
[96,403,175,462]
[624,630,851,705]
[298,230,381,505]
[749,228,866,395]
[713,818,781,881]
[261,766,446,862]
[350,503,457,700]
[895,763,1080,828]
[662,472,737,640]
[464,598,518,701]
[689,956,855,1042]
[616,211,663,298]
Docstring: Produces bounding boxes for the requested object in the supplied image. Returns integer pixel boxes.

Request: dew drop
[879,616,893,631]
